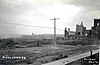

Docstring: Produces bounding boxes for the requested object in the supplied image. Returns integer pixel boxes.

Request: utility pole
[90,30,94,59]
[92,30,94,43]
[50,18,59,46]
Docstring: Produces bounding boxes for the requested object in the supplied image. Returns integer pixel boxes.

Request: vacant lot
[0,45,99,65]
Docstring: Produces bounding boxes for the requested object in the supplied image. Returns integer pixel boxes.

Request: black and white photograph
[0,0,99,65]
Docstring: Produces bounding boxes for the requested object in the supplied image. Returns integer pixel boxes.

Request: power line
[0,22,64,31]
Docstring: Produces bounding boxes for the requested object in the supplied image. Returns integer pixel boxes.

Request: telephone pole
[50,18,59,46]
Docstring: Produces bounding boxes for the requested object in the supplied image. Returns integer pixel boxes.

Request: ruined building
[91,19,100,40]
[76,22,86,36]
[64,27,76,39]
[64,19,100,40]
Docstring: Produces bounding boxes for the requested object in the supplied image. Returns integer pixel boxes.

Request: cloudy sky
[0,0,100,36]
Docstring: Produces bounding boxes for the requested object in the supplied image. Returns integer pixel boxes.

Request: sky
[0,0,100,37]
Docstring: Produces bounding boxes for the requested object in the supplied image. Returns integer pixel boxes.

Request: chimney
[68,28,70,32]
[81,22,83,26]
[64,27,67,37]
[32,33,33,36]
